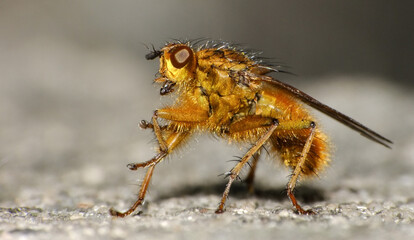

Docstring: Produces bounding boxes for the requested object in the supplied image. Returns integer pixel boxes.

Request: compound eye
[170,46,193,69]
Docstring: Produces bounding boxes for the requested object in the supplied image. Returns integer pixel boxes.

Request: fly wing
[245,72,393,148]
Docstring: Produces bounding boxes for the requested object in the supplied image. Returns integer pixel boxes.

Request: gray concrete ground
[1,2,414,240]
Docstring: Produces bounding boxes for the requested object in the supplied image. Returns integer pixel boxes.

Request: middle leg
[245,151,260,194]
[215,117,279,213]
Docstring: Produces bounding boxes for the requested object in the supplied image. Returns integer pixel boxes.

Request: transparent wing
[244,72,393,148]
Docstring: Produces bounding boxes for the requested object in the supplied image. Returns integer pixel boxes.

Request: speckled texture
[1,196,414,240]
[1,1,414,240]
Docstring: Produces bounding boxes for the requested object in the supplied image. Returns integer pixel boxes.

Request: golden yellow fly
[109,40,392,217]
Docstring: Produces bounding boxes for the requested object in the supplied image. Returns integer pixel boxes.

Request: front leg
[128,111,167,170]
[109,130,190,217]
[110,105,209,217]
[139,119,165,131]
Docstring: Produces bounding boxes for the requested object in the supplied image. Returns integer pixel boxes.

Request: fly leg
[127,111,168,171]
[286,121,316,215]
[109,164,155,217]
[216,118,279,213]
[109,110,191,217]
[110,103,209,217]
[139,119,167,131]
[245,151,260,194]
[109,130,190,217]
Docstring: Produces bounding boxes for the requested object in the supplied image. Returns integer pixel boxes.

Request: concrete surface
[1,1,414,240]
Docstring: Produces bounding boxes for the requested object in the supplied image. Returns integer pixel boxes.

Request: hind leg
[286,122,317,215]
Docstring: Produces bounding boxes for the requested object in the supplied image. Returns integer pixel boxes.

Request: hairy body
[109,40,391,217]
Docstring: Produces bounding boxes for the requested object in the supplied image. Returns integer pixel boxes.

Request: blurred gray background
[0,1,413,240]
